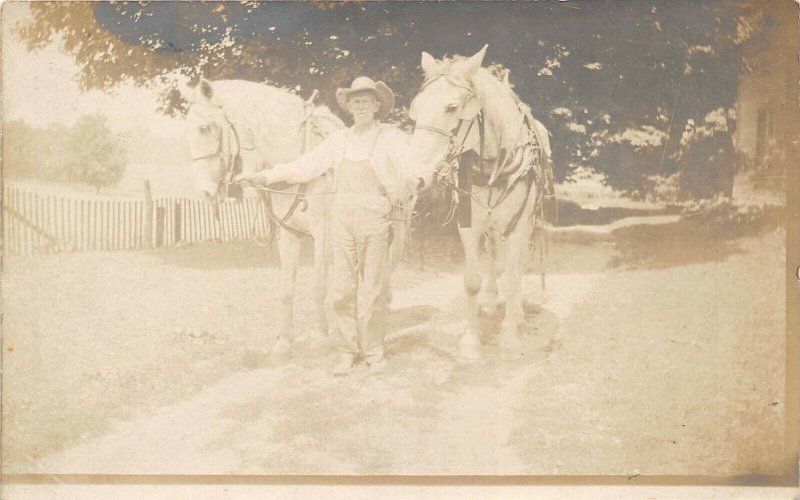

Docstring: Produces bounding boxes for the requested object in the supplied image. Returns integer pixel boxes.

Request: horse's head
[178,78,236,202]
[409,45,488,185]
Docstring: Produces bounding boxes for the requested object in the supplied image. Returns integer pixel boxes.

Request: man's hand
[233,171,270,186]
[404,176,425,196]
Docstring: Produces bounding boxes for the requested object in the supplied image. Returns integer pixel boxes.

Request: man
[236,77,426,375]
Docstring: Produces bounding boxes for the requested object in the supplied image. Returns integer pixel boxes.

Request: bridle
[411,74,487,227]
[411,72,550,236]
[189,106,243,201]
[412,74,484,167]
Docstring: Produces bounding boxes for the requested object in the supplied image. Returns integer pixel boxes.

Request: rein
[251,90,423,228]
[251,184,423,223]
[258,95,322,239]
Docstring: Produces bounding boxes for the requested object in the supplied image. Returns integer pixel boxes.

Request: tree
[64,114,127,192]
[4,120,70,180]
[14,1,776,195]
[4,120,41,178]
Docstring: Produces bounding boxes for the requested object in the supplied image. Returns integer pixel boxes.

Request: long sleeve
[267,130,343,185]
[383,128,431,191]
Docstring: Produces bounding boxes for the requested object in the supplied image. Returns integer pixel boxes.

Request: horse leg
[481,232,500,316]
[458,226,483,361]
[499,218,534,359]
[384,239,394,306]
[273,229,301,361]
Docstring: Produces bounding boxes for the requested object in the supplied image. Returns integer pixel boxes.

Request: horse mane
[306,105,346,136]
[209,80,304,127]
[200,80,344,167]
[471,67,525,155]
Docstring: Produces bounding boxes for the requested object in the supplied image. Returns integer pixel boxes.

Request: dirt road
[2,222,786,476]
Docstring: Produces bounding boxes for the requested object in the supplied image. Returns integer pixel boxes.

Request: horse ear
[198,78,214,101]
[175,82,195,103]
[462,44,488,77]
[420,51,437,76]
[173,74,196,103]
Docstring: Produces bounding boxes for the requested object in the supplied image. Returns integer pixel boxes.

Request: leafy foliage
[682,197,783,237]
[15,1,775,193]
[4,120,70,180]
[672,108,736,198]
[64,114,127,192]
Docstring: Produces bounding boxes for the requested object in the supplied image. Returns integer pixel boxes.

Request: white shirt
[266,124,426,204]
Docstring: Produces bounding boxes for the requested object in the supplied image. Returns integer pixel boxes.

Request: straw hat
[336,76,395,118]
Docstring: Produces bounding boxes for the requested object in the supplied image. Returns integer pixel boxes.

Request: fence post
[174,200,182,244]
[155,206,165,247]
[144,180,154,248]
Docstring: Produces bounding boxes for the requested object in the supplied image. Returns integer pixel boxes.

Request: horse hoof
[522,300,542,317]
[500,335,523,361]
[480,303,499,317]
[457,330,482,361]
[308,329,330,349]
[269,337,293,362]
[521,322,537,336]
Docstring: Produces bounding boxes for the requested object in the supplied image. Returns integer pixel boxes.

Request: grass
[550,198,682,227]
[0,202,787,475]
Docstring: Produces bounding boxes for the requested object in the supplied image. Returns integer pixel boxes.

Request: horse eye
[446,103,459,113]
[199,125,211,134]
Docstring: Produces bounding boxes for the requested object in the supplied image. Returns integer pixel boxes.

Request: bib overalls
[330,129,392,362]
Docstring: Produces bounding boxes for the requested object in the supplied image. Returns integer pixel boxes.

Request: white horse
[180,79,411,357]
[180,79,344,355]
[409,45,553,360]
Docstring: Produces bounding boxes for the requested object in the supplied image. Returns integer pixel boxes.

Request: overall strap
[335,126,384,194]
[368,126,384,156]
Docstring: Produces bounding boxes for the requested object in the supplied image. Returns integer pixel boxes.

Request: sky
[2,2,182,137]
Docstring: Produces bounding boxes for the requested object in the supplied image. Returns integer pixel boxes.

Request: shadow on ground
[609,207,784,269]
[387,305,440,332]
[381,299,562,369]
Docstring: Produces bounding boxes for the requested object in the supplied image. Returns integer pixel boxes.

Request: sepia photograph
[1,0,798,496]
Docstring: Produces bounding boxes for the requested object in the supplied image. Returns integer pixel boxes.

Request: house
[734,1,799,204]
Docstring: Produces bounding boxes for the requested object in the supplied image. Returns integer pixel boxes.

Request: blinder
[189,122,223,161]
[412,73,484,162]
[188,105,244,201]
[458,93,480,121]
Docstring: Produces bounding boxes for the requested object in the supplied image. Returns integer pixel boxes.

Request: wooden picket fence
[2,183,272,256]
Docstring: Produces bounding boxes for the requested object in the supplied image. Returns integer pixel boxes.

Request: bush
[646,172,682,204]
[4,120,70,180]
[681,197,783,237]
[5,115,127,191]
[672,108,736,199]
[64,114,127,192]
[592,127,668,199]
